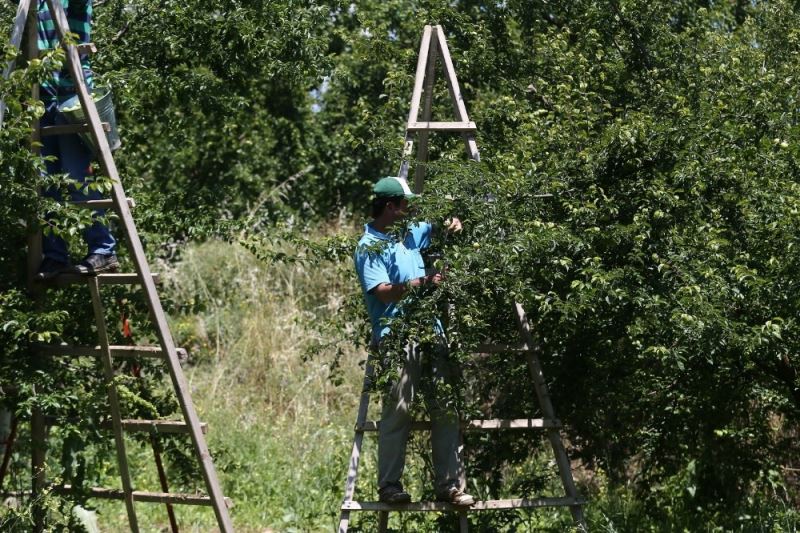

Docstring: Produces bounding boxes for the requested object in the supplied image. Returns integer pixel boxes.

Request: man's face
[388,198,409,221]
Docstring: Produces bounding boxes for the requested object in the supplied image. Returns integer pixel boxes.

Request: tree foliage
[306,0,800,527]
[3,0,800,529]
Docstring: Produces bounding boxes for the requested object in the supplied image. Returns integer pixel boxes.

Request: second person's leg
[40,108,71,270]
[55,112,117,272]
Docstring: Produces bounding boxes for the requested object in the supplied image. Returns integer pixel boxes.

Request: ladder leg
[434,26,480,162]
[45,3,234,530]
[338,356,377,533]
[411,31,439,193]
[398,25,433,180]
[514,303,586,531]
[150,434,179,533]
[459,510,469,532]
[88,278,139,532]
[546,429,586,529]
[26,4,44,513]
[377,511,389,532]
[31,406,46,533]
[23,0,43,297]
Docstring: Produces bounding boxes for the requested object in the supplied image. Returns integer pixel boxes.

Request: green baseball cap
[372,176,417,198]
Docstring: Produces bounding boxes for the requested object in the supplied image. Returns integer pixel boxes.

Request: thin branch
[112,20,131,43]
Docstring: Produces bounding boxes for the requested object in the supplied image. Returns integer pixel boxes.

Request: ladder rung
[33,343,188,361]
[356,418,560,432]
[77,43,97,55]
[40,42,97,57]
[473,343,529,354]
[407,121,477,132]
[55,485,233,507]
[42,417,207,434]
[40,122,110,137]
[70,198,135,209]
[37,272,161,286]
[115,419,208,434]
[342,497,586,512]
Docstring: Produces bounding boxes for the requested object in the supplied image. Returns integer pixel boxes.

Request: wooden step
[40,121,110,137]
[37,272,160,287]
[77,43,97,55]
[115,419,208,434]
[473,343,529,354]
[40,42,96,57]
[356,418,559,432]
[407,121,477,132]
[33,343,188,362]
[342,497,586,512]
[55,485,233,508]
[43,416,207,434]
[70,198,135,209]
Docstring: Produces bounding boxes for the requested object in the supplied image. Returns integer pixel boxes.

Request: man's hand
[424,272,444,285]
[444,218,462,233]
[372,273,443,304]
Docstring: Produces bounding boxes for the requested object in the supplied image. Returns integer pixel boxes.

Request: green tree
[300,0,800,528]
[5,0,800,529]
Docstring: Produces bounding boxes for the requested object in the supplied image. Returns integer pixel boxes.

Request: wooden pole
[88,277,140,532]
[25,5,47,531]
[31,406,47,533]
[24,0,42,295]
[0,415,19,491]
[151,434,179,533]
[513,303,586,530]
[338,356,377,533]
[434,26,480,162]
[398,25,432,180]
[0,0,32,129]
[411,28,439,193]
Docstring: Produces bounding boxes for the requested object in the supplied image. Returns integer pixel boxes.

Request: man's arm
[374,217,462,303]
[371,273,444,304]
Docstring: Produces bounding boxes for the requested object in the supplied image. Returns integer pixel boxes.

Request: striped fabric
[37,0,93,106]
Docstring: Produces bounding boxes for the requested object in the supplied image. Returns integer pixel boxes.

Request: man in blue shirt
[354,176,475,506]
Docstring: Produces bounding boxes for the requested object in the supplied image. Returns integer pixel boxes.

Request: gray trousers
[377,341,462,494]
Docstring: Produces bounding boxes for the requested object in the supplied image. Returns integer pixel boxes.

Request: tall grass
[164,239,361,424]
[96,239,365,531]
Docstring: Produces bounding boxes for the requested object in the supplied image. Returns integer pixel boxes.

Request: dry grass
[96,239,367,531]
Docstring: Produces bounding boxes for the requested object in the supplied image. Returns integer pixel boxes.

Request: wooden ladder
[337,25,587,532]
[3,1,234,531]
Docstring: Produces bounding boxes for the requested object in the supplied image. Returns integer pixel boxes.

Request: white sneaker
[437,486,475,506]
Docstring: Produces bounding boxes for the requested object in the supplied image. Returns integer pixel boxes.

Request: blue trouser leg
[40,107,116,262]
[41,108,69,263]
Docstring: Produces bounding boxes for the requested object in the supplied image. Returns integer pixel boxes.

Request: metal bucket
[58,86,121,153]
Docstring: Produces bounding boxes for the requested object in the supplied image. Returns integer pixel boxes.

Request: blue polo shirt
[354,222,432,342]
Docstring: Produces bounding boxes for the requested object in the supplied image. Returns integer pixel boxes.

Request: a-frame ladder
[338,25,587,532]
[2,1,233,531]
[397,24,479,191]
